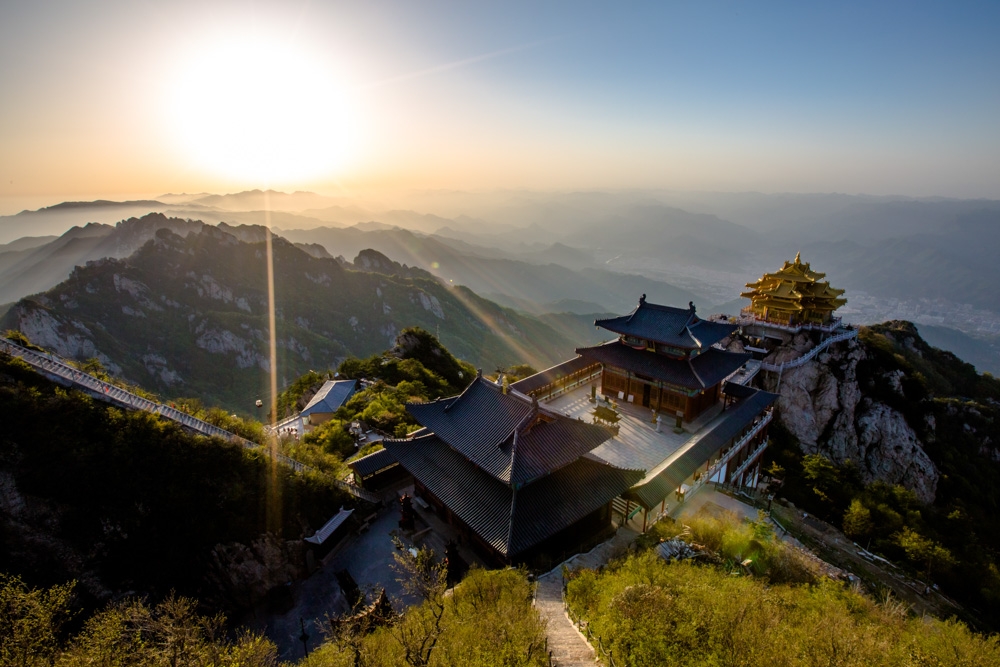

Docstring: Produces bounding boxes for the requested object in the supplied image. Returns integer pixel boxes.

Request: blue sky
[1,0,998,206]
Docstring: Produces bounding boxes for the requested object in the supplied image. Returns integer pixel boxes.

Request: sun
[168,36,359,185]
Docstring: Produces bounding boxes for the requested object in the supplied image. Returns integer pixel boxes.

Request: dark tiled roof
[510,454,643,554]
[513,417,613,486]
[510,356,600,394]
[407,377,531,480]
[576,341,750,390]
[405,376,612,486]
[304,508,354,545]
[383,434,642,557]
[624,388,778,508]
[722,381,757,400]
[595,300,736,349]
[347,447,398,478]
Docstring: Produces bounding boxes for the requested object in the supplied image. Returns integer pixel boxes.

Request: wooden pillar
[642,509,648,533]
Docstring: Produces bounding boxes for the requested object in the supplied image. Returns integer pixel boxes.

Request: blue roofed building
[301,379,359,426]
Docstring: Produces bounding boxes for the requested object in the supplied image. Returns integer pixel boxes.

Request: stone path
[534,528,638,666]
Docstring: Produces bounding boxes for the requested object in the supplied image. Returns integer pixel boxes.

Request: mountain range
[4,189,1000,373]
[0,222,598,411]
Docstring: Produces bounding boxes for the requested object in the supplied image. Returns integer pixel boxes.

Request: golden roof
[743,253,846,322]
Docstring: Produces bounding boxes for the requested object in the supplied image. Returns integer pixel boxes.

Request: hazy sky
[2,0,999,211]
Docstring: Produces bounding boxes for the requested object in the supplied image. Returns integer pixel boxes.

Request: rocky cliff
[753,321,1000,509]
[759,333,939,503]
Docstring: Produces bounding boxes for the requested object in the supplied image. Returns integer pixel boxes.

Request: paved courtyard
[248,486,489,661]
[543,384,727,476]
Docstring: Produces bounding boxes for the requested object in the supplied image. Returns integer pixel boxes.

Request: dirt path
[769,504,964,620]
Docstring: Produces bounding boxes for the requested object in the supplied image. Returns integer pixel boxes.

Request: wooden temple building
[382,374,643,564]
[575,295,751,422]
[384,295,780,561]
[741,253,847,330]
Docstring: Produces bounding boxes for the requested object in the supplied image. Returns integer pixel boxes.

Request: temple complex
[382,294,779,562]
[741,253,847,331]
[382,374,643,564]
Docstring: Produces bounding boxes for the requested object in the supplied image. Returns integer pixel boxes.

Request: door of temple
[642,383,651,407]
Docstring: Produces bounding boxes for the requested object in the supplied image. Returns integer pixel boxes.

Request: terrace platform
[542,384,728,474]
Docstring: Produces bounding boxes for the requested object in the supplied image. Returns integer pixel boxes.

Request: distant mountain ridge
[0,224,584,410]
[7,189,1000,324]
[0,215,206,306]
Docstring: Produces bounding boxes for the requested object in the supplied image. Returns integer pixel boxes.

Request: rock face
[12,304,123,375]
[207,534,307,610]
[765,336,939,504]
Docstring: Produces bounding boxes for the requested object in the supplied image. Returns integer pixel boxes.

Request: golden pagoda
[741,253,846,328]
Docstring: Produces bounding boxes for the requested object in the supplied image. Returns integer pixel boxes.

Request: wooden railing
[0,337,381,504]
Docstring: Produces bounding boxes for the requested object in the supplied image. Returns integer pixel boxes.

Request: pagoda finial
[794,251,801,264]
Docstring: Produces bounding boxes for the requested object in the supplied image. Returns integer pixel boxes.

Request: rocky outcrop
[206,533,307,610]
[195,328,269,370]
[10,304,122,374]
[766,336,939,503]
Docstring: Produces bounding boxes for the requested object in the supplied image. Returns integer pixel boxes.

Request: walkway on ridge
[0,337,380,504]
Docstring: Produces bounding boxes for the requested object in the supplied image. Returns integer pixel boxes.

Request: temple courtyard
[542,383,729,475]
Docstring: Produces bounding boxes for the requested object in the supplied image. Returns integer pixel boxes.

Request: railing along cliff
[737,310,844,334]
[0,337,380,504]
[759,328,858,373]
[687,409,773,499]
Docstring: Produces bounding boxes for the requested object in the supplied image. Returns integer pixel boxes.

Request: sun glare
[168,37,359,185]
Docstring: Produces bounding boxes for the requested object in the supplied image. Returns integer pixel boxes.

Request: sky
[1,0,999,213]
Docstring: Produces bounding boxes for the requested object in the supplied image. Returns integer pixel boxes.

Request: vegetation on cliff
[0,224,580,412]
[0,351,350,613]
[0,565,547,667]
[765,321,1000,625]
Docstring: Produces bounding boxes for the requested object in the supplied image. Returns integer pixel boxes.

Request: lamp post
[299,617,310,657]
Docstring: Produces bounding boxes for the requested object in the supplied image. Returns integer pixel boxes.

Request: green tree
[58,594,277,666]
[304,419,355,457]
[0,575,75,667]
[894,526,955,577]
[801,453,841,510]
[843,498,874,540]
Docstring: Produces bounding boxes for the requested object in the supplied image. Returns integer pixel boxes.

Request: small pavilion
[741,253,847,329]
